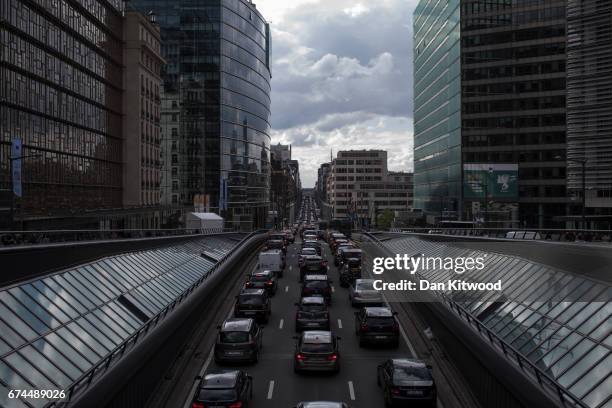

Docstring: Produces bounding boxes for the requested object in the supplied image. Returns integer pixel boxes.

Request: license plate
[375,335,387,339]
[244,311,256,315]
[306,322,318,326]
[226,351,242,355]
[404,390,423,396]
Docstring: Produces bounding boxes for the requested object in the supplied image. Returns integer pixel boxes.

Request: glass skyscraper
[413,0,462,216]
[132,0,272,230]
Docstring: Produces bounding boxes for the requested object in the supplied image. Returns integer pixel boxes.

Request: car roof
[303,274,329,281]
[343,248,362,253]
[302,331,332,343]
[252,270,273,276]
[301,247,317,252]
[202,371,239,388]
[299,402,345,408]
[303,254,322,259]
[239,288,265,295]
[355,279,374,284]
[364,307,393,317]
[301,296,325,305]
[391,358,428,369]
[261,249,282,255]
[221,318,253,331]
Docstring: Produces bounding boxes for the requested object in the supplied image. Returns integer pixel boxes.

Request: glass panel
[31,339,81,380]
[533,332,581,368]
[0,337,11,355]
[44,332,93,372]
[82,266,121,297]
[582,375,612,408]
[549,338,595,378]
[0,360,36,394]
[126,292,157,316]
[557,346,608,387]
[0,292,52,334]
[62,272,105,305]
[56,327,102,363]
[90,263,128,292]
[107,302,140,330]
[576,303,611,337]
[66,321,111,355]
[93,309,130,339]
[13,285,71,324]
[51,276,95,310]
[568,354,611,398]
[0,319,28,348]
[0,303,38,341]
[75,317,118,350]
[4,352,60,388]
[135,287,165,310]
[68,269,111,302]
[37,279,86,314]
[18,346,73,386]
[83,313,123,345]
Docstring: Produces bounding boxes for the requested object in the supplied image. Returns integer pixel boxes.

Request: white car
[349,279,383,307]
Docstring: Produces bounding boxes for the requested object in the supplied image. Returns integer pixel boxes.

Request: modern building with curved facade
[132,0,272,230]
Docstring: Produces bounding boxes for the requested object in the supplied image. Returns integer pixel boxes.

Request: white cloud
[343,4,369,18]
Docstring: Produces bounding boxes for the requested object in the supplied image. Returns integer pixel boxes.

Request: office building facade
[1,0,125,228]
[327,150,413,226]
[132,0,272,231]
[566,0,612,215]
[414,0,569,228]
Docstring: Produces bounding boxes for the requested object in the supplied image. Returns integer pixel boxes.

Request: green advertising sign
[463,164,518,199]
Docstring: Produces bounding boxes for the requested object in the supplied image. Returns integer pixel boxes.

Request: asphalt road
[182,236,423,408]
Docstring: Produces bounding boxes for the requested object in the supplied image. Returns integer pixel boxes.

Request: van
[259,250,285,278]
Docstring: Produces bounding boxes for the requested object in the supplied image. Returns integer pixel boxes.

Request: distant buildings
[270,144,301,227]
[325,150,413,227]
[132,0,273,231]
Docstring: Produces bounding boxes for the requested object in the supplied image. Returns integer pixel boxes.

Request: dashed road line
[267,380,275,399]
[348,381,356,400]
[279,318,284,329]
[337,318,343,329]
[285,285,289,292]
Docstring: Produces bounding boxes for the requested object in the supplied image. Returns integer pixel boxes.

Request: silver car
[349,279,383,307]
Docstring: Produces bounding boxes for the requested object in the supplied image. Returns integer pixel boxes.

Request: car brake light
[361,323,369,331]
[265,280,273,286]
[296,353,306,361]
[392,323,399,333]
[192,403,205,408]
[245,282,252,287]
[390,387,401,395]
[328,353,337,361]
[229,402,243,408]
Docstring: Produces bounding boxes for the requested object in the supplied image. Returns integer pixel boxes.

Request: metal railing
[388,227,612,243]
[362,232,589,408]
[46,230,267,407]
[0,228,245,247]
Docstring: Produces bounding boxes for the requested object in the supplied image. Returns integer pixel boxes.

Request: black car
[191,370,252,408]
[355,307,400,347]
[339,259,362,288]
[234,289,271,323]
[299,255,328,281]
[295,402,350,408]
[301,274,333,304]
[293,330,341,373]
[301,240,322,255]
[295,296,330,331]
[377,359,437,407]
[334,245,356,266]
[214,318,263,364]
[245,270,278,295]
[338,248,362,267]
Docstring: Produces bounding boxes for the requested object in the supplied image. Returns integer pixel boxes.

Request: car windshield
[239,294,264,305]
[220,331,249,343]
[356,281,375,290]
[250,275,270,282]
[198,388,237,402]
[393,366,431,383]
[304,281,328,290]
[301,342,333,353]
[302,249,316,255]
[367,317,394,325]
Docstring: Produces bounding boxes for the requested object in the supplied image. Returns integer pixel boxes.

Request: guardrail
[389,227,612,243]
[46,230,268,407]
[361,231,589,408]
[0,228,242,247]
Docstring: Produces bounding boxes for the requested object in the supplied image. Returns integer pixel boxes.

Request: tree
[377,209,395,230]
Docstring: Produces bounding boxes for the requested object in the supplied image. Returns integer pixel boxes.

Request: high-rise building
[413,0,568,228]
[132,0,272,231]
[0,0,128,229]
[270,144,300,227]
[316,162,331,201]
[327,150,413,226]
[122,11,165,228]
[566,0,612,219]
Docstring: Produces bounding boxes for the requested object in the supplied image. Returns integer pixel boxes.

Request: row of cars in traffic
[191,195,437,407]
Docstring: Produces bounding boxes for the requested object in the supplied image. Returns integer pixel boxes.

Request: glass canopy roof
[0,234,245,408]
[379,235,611,408]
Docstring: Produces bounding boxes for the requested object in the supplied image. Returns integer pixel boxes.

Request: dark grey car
[295,296,330,331]
[214,318,263,364]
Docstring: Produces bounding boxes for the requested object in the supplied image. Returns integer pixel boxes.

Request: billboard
[463,163,518,199]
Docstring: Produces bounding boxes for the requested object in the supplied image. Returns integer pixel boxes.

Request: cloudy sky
[256,0,420,187]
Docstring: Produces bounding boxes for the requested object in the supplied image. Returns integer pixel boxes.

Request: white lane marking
[289,265,293,271]
[348,381,355,400]
[331,285,335,293]
[183,308,234,408]
[337,318,343,329]
[285,285,289,292]
[279,318,284,329]
[398,322,417,358]
[267,380,275,399]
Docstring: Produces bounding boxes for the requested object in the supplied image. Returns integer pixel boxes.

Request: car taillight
[296,353,306,360]
[321,260,327,267]
[192,403,205,408]
[361,323,369,331]
[328,353,337,361]
[392,323,399,333]
[265,280,273,286]
[390,387,401,395]
[229,402,243,408]
[245,281,253,287]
